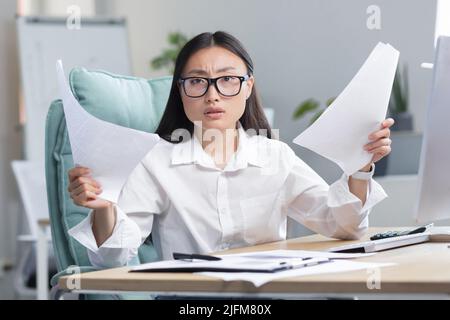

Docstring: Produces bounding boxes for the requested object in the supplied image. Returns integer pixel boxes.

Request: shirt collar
[171,122,266,171]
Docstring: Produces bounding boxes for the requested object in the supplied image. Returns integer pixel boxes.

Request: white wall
[21,0,44,14]
[0,0,22,267]
[23,0,96,16]
[112,0,436,134]
[45,0,95,16]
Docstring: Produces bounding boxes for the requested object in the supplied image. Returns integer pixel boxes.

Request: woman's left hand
[361,118,395,171]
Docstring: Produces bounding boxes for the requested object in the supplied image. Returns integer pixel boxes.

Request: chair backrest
[12,160,49,239]
[45,67,172,271]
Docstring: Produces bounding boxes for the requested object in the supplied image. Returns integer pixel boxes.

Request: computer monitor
[414,36,450,223]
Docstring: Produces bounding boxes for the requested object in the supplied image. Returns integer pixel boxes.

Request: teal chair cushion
[69,69,170,133]
[45,67,172,274]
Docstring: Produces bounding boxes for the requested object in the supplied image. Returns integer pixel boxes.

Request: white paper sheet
[199,260,395,287]
[293,42,399,175]
[219,249,375,260]
[56,60,160,203]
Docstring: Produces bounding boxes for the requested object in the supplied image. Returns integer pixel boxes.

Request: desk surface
[59,227,450,296]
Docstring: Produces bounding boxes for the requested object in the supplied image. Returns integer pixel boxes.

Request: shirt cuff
[327,173,388,212]
[67,205,142,254]
[351,163,375,180]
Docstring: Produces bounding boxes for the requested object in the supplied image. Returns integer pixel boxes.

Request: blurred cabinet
[387,131,422,175]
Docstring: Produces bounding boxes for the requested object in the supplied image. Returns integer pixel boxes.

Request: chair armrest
[50,266,97,287]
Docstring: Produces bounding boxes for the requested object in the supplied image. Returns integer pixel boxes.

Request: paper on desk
[198,260,395,287]
[293,42,399,175]
[130,256,329,273]
[56,61,160,203]
[220,249,375,260]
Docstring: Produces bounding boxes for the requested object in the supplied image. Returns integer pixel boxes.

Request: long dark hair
[155,31,272,142]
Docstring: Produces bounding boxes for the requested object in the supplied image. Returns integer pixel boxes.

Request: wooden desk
[58,227,450,298]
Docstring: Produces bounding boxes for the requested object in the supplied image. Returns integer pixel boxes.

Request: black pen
[279,257,330,270]
[173,252,222,261]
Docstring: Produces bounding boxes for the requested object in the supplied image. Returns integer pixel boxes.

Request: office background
[0,0,448,299]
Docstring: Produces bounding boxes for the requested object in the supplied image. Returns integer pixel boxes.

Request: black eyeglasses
[178,75,250,98]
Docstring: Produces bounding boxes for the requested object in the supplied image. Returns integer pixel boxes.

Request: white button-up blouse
[68,124,387,268]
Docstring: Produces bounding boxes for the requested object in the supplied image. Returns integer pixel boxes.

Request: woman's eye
[189,78,205,85]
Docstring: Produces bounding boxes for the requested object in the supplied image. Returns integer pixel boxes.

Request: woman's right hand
[68,167,111,210]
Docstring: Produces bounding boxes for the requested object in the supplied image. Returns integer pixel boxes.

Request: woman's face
[180,46,254,132]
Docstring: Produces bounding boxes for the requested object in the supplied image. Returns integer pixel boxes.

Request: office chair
[45,67,172,299]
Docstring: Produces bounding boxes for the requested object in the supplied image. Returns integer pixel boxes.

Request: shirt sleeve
[68,160,169,268]
[282,145,387,240]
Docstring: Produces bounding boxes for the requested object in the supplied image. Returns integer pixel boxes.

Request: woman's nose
[204,83,220,102]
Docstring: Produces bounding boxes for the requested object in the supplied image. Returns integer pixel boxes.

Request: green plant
[150,32,188,74]
[292,97,336,126]
[388,64,409,115]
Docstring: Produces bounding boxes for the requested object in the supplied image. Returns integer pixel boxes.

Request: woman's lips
[204,107,225,120]
[204,110,225,120]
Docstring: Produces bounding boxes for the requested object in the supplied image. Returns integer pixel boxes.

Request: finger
[68,180,101,195]
[68,167,91,182]
[369,145,391,156]
[68,176,101,192]
[73,190,97,204]
[364,138,392,152]
[68,167,90,182]
[368,128,391,141]
[71,183,102,197]
[382,118,395,128]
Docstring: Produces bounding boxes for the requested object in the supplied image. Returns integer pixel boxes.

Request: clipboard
[129,256,330,273]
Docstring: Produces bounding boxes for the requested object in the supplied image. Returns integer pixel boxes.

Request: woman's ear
[245,76,254,99]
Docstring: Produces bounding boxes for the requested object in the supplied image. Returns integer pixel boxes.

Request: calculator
[369,224,432,241]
